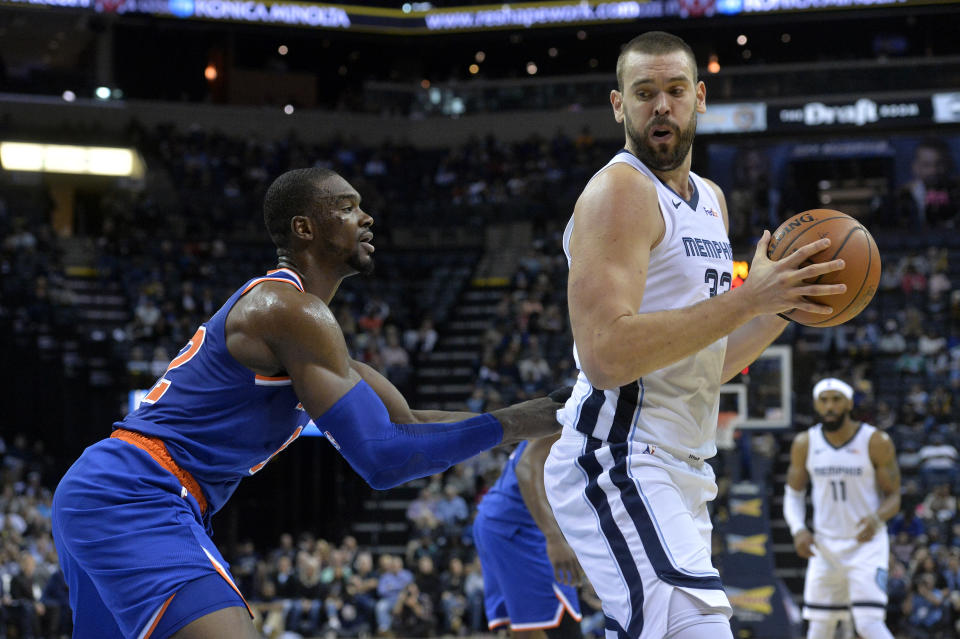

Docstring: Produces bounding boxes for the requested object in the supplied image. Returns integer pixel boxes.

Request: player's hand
[741,231,847,317]
[491,397,562,444]
[793,529,815,558]
[855,513,883,542]
[548,386,574,404]
[546,536,583,586]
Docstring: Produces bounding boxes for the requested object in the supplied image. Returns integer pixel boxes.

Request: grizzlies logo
[876,567,888,591]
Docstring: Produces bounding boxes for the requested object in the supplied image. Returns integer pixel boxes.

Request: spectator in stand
[942,552,960,590]
[347,551,379,630]
[286,552,326,637]
[380,325,412,392]
[918,484,958,538]
[414,555,443,615]
[340,535,359,566]
[902,573,947,637]
[273,554,298,601]
[231,540,259,600]
[438,556,468,635]
[896,138,960,228]
[878,319,907,355]
[404,317,438,354]
[901,262,928,300]
[41,566,71,638]
[435,484,469,533]
[917,434,959,489]
[375,555,413,635]
[406,487,441,536]
[6,552,47,639]
[391,582,435,638]
[518,343,553,393]
[463,557,486,632]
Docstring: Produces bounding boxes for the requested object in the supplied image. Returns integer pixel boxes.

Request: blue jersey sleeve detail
[314,380,503,490]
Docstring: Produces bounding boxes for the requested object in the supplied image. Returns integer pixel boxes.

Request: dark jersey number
[704,269,733,297]
[830,479,847,502]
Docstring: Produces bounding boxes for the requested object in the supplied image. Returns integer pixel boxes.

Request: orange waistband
[111,428,208,515]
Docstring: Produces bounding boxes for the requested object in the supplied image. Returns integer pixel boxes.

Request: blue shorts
[52,438,251,639]
[473,511,581,631]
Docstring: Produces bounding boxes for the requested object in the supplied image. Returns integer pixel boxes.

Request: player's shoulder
[867,426,895,451]
[581,161,658,201]
[575,162,660,228]
[233,281,331,335]
[790,429,811,452]
[698,176,726,201]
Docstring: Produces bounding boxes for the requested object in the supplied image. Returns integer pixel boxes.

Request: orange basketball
[766,209,881,327]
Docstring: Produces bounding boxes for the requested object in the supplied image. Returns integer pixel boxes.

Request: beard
[627,110,697,172]
[821,410,849,432]
[348,253,375,276]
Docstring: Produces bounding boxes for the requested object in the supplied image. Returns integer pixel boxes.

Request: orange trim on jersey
[139,593,175,639]
[249,426,303,474]
[487,618,511,630]
[266,268,304,289]
[555,587,583,622]
[254,374,292,385]
[202,547,255,619]
[141,379,171,405]
[502,588,582,632]
[111,429,208,515]
[241,269,304,297]
[167,327,206,370]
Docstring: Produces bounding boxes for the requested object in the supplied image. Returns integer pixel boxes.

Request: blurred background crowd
[3,1,960,637]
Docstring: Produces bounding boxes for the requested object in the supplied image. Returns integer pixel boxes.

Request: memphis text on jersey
[682,236,734,261]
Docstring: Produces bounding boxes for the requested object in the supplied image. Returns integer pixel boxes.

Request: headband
[812,378,853,401]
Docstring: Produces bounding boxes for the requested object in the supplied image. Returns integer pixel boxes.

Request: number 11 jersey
[805,422,879,539]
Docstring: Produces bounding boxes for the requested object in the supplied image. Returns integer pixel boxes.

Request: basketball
[766,209,881,327]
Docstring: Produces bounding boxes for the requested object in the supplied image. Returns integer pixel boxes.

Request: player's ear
[696,80,706,114]
[611,90,624,124]
[290,215,315,240]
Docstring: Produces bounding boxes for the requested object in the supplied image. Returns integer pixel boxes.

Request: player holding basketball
[474,434,584,639]
[784,378,901,639]
[543,31,847,639]
[51,167,565,639]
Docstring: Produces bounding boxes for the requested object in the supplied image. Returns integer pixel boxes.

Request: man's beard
[348,253,375,276]
[627,110,697,172]
[821,410,849,432]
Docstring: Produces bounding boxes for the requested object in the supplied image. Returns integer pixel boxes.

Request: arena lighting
[0,142,145,178]
[708,55,720,73]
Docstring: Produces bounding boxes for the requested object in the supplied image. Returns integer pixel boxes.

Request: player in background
[784,378,901,639]
[474,434,584,639]
[543,30,848,639]
[51,167,564,639]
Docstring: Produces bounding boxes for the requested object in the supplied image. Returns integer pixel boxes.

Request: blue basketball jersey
[476,441,537,527]
[119,268,311,515]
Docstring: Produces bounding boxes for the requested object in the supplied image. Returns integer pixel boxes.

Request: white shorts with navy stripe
[545,429,731,639]
[803,533,889,622]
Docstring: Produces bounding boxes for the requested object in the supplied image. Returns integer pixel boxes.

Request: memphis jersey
[805,423,880,539]
[119,268,311,515]
[477,441,537,528]
[558,149,732,461]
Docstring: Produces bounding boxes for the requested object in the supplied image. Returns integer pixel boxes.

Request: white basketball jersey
[557,150,732,462]
[805,423,880,539]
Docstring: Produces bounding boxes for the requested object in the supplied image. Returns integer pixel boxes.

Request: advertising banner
[718,482,802,638]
